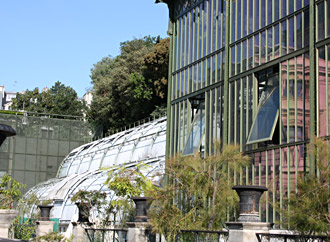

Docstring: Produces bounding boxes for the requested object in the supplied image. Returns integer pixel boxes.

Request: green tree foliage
[0,173,25,209]
[282,138,330,236]
[34,232,67,242]
[88,36,169,134]
[11,81,86,117]
[149,145,250,240]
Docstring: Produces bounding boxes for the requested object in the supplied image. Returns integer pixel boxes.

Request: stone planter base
[226,222,273,242]
[0,209,18,238]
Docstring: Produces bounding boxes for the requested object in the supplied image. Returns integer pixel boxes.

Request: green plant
[106,163,155,198]
[103,163,157,225]
[34,231,66,242]
[40,199,53,206]
[12,216,36,240]
[0,174,25,209]
[281,138,330,236]
[148,144,250,240]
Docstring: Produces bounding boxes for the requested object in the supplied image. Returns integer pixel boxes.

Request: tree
[11,81,86,117]
[0,174,25,209]
[149,145,250,240]
[88,36,169,134]
[281,138,330,236]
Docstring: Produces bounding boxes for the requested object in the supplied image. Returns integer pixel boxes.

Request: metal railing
[176,230,229,242]
[85,228,128,242]
[256,232,330,242]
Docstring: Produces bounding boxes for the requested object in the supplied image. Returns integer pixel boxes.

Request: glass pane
[318,47,326,137]
[184,102,206,155]
[318,2,325,41]
[247,75,280,144]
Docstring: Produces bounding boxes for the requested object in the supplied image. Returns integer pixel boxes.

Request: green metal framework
[161,0,330,224]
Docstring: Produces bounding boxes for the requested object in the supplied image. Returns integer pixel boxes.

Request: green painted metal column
[309,0,316,176]
[223,0,231,146]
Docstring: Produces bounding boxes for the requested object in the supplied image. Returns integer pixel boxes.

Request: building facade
[161,0,330,223]
[0,112,93,192]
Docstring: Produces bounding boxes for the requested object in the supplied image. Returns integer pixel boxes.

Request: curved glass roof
[23,117,166,226]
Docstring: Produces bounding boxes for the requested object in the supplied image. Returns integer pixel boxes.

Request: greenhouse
[23,117,166,232]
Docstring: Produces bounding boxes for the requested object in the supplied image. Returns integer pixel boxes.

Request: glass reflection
[247,73,279,144]
[184,100,206,155]
[318,47,326,137]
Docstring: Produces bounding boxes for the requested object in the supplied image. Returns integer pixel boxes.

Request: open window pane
[247,74,279,144]
[184,102,205,155]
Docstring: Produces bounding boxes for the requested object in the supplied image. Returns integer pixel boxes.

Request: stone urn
[75,202,90,223]
[232,185,268,222]
[38,205,53,221]
[132,197,152,222]
[0,209,19,238]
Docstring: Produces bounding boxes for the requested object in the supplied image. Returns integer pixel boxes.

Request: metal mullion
[272,149,276,222]
[183,101,186,151]
[173,104,178,154]
[316,48,320,136]
[325,1,328,37]
[235,0,238,42]
[214,87,219,146]
[175,20,179,72]
[259,0,262,31]
[259,153,262,186]
[240,78,244,151]
[266,0,268,28]
[253,0,255,33]
[266,25,269,62]
[189,11,192,67]
[295,57,298,142]
[246,76,250,145]
[193,10,196,68]
[202,3,205,59]
[286,19,289,56]
[176,21,180,72]
[287,147,291,202]
[180,17,184,74]
[252,154,255,185]
[265,150,269,222]
[287,60,290,143]
[294,12,297,52]
[234,81,238,145]
[228,83,232,143]
[215,0,219,51]
[241,0,244,39]
[234,81,237,180]
[309,0,316,175]
[247,0,250,35]
[279,148,283,226]
[230,0,233,44]
[184,14,188,68]
[252,34,255,69]
[295,146,298,193]
[207,91,212,155]
[280,64,283,144]
[327,45,329,136]
[210,0,214,54]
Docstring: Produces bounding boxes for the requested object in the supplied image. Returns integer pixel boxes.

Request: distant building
[0,86,17,110]
[83,90,93,107]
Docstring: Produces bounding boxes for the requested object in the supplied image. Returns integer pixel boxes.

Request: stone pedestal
[0,209,18,238]
[36,221,55,237]
[127,222,150,242]
[226,222,273,242]
[71,222,87,242]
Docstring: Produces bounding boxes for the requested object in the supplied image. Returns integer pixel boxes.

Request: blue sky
[0,0,169,97]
